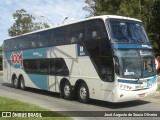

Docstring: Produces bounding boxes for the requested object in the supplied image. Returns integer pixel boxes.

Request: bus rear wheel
[63,81,73,100]
[20,76,25,90]
[78,83,89,103]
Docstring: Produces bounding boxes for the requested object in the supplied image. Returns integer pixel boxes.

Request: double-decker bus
[3,15,157,103]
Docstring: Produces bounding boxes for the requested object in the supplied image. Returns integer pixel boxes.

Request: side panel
[27,74,48,90]
[48,75,56,92]
[47,44,115,101]
[47,44,77,93]
[3,52,11,83]
[3,44,117,102]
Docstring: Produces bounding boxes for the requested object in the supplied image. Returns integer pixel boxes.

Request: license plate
[138,93,145,98]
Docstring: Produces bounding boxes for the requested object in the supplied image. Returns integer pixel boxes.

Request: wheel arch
[18,74,24,81]
[12,73,17,81]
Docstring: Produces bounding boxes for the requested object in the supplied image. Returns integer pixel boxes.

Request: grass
[0,96,73,120]
[0,72,3,76]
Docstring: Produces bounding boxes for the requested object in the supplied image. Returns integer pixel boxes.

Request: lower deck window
[23,58,69,76]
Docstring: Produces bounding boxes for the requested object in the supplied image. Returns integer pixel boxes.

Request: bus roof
[4,15,142,41]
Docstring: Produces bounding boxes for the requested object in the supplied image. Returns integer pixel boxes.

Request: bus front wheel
[12,76,19,88]
[78,83,89,103]
[63,81,73,100]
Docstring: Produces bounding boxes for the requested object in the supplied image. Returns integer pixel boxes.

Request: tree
[84,0,160,56]
[0,46,2,70]
[83,0,121,17]
[8,9,50,36]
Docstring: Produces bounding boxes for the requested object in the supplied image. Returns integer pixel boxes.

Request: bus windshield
[108,19,149,43]
[114,49,156,78]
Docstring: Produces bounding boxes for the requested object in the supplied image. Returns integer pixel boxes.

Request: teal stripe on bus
[28,74,48,90]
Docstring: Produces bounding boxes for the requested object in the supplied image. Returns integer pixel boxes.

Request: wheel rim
[14,79,17,86]
[64,84,70,97]
[20,80,24,89]
[80,86,87,100]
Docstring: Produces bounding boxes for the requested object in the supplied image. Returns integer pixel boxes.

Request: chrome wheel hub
[64,85,70,96]
[80,86,87,100]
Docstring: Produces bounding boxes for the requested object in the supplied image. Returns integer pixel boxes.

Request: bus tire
[12,75,19,89]
[63,81,73,100]
[20,76,25,90]
[78,82,89,103]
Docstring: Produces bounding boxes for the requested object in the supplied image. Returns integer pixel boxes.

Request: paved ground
[0,54,160,120]
[0,76,160,120]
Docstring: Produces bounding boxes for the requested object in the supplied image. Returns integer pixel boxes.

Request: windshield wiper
[130,72,140,81]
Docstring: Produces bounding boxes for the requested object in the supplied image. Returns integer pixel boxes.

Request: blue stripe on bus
[118,79,143,84]
[5,47,48,60]
[118,76,157,84]
[111,44,152,49]
[28,74,48,90]
[23,47,47,59]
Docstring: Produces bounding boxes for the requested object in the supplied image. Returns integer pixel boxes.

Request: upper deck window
[108,19,149,44]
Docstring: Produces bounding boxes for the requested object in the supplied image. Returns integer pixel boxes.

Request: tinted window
[38,30,51,47]
[83,19,113,82]
[11,38,18,51]
[37,59,49,73]
[4,40,11,51]
[51,27,65,45]
[23,58,69,76]
[50,59,55,74]
[109,20,149,43]
[85,19,107,41]
[23,59,37,73]
[66,23,84,43]
[55,58,69,76]
[24,59,49,74]
[26,34,37,49]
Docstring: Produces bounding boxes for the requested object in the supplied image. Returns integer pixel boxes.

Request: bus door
[98,57,115,99]
[48,59,57,92]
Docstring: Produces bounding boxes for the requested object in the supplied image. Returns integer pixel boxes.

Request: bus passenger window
[27,34,37,48]
[37,59,49,73]
[51,27,65,46]
[66,23,84,44]
[38,30,51,47]
[85,19,107,41]
[78,33,83,40]
[55,58,69,76]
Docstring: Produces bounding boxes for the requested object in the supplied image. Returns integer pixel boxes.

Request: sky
[0,0,89,45]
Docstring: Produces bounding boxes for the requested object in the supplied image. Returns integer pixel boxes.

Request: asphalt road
[0,77,160,120]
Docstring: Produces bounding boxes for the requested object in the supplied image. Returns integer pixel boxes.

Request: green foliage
[0,46,2,52]
[0,61,2,70]
[8,9,50,37]
[84,0,160,56]
[0,46,2,70]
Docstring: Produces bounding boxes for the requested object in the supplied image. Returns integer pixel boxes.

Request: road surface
[0,77,160,120]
